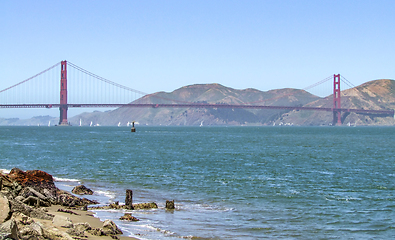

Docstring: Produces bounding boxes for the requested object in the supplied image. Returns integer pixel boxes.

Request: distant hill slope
[278,79,395,126]
[69,83,319,126]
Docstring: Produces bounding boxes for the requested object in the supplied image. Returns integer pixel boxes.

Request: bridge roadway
[0,103,394,116]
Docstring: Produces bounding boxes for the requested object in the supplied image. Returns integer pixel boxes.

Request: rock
[22,196,51,208]
[87,228,104,236]
[125,189,133,210]
[0,195,11,224]
[43,227,73,240]
[119,213,139,221]
[19,187,47,201]
[16,213,34,226]
[19,222,44,239]
[0,218,18,240]
[71,185,93,195]
[73,222,91,232]
[66,222,91,237]
[10,199,33,217]
[7,168,54,188]
[102,220,122,235]
[30,208,54,220]
[133,202,158,209]
[166,200,175,210]
[15,196,24,202]
[7,168,58,199]
[109,201,123,209]
[56,192,98,207]
[52,215,73,228]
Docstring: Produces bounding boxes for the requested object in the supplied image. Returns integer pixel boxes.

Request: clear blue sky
[1,0,394,118]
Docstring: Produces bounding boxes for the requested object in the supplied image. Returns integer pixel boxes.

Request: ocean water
[1,126,394,239]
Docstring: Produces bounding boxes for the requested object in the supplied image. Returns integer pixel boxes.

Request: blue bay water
[1,126,394,239]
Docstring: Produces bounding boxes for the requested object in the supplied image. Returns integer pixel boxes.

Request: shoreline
[14,204,139,240]
[0,168,141,240]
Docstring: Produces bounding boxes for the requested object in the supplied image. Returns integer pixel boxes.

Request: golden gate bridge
[1,60,393,126]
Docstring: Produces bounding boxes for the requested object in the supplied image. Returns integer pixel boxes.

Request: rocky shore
[0,168,139,240]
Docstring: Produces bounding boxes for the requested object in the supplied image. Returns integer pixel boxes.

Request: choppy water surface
[1,126,394,239]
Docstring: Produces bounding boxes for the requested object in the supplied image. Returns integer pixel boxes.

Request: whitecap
[0,169,11,174]
[53,177,80,182]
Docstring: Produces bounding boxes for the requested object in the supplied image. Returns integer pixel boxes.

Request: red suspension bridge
[1,60,393,126]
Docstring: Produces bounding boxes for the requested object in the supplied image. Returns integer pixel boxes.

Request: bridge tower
[59,60,69,126]
[333,74,341,125]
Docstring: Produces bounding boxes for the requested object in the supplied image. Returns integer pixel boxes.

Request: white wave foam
[53,177,80,183]
[0,169,11,174]
[94,190,116,199]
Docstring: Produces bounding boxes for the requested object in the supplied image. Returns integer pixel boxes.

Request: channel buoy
[131,121,136,132]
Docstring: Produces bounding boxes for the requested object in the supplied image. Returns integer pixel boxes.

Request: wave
[53,177,80,182]
[0,169,11,174]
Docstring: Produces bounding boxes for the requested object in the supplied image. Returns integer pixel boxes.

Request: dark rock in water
[125,189,133,210]
[166,200,175,209]
[109,201,123,209]
[133,202,158,209]
[119,213,139,221]
[71,185,93,195]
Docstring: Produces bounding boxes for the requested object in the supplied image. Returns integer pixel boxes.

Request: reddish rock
[7,168,57,199]
[7,168,54,187]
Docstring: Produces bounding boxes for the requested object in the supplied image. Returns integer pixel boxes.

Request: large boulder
[18,222,44,239]
[0,194,11,224]
[52,215,73,228]
[102,220,122,235]
[71,185,93,195]
[7,168,57,198]
[0,219,18,240]
[57,191,98,207]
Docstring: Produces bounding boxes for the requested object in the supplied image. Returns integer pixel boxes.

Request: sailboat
[79,119,82,127]
[48,121,51,127]
[118,122,121,127]
[90,121,93,127]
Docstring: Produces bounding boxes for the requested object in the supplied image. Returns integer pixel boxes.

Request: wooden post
[125,189,134,209]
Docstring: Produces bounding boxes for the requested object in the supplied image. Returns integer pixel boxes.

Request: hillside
[277,79,395,126]
[69,83,319,126]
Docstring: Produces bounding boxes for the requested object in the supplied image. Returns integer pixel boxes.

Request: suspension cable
[0,62,61,94]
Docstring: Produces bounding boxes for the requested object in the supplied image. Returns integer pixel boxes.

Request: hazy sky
[1,0,394,118]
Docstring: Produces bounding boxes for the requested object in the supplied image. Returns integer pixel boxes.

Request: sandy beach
[40,205,138,240]
[0,168,140,240]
